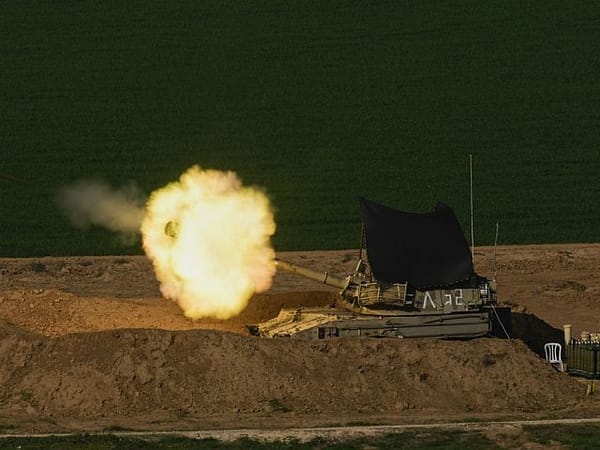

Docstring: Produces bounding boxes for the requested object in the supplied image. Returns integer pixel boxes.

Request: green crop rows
[1,1,598,256]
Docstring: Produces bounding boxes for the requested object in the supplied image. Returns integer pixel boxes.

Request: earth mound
[0,323,584,422]
[0,244,599,432]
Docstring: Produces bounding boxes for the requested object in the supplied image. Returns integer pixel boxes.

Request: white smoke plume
[57,179,145,235]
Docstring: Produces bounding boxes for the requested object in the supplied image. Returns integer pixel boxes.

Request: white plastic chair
[544,342,564,372]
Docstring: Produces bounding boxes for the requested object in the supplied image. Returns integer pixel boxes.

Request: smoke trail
[57,179,144,235]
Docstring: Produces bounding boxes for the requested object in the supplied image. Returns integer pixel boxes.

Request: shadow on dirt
[511,311,563,357]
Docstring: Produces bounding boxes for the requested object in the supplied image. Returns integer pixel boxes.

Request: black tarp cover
[358,197,473,290]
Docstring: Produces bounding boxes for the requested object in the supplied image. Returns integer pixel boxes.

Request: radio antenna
[493,222,499,278]
[469,154,475,255]
[358,222,365,261]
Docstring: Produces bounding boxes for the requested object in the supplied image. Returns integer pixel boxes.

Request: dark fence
[567,341,600,379]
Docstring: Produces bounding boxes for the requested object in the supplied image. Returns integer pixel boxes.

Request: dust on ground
[0,244,599,435]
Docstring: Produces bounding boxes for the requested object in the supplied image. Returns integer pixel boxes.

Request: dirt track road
[3,416,600,443]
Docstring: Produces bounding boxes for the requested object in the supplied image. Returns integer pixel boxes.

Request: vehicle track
[3,417,600,442]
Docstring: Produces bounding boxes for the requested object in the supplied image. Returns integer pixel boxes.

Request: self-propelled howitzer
[249,198,509,340]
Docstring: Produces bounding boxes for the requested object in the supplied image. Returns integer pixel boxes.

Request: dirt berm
[0,244,599,432]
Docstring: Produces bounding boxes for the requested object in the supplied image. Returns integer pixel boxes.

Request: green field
[1,1,599,256]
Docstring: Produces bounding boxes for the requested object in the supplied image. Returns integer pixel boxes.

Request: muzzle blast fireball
[59,165,277,320]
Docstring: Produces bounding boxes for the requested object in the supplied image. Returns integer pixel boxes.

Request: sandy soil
[0,243,599,435]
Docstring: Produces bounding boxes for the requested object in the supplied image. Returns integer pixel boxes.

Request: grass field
[1,1,599,256]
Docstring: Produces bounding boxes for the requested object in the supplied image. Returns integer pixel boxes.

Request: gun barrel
[275,259,347,290]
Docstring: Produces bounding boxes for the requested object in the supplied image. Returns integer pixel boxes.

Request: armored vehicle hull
[249,307,492,339]
[249,198,510,340]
